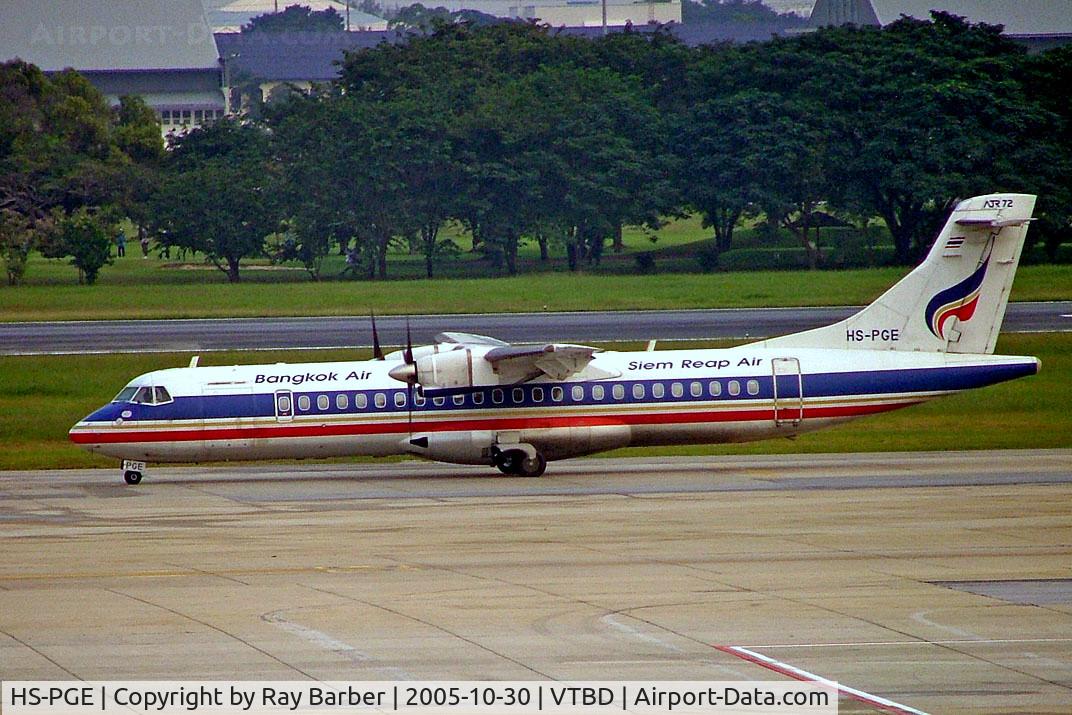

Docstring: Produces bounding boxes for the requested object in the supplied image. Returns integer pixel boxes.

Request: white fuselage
[69,345,1038,465]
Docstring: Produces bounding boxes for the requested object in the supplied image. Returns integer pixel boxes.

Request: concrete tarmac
[2,451,1071,714]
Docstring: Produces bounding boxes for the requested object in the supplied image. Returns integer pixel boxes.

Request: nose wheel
[123,470,143,485]
[495,449,547,478]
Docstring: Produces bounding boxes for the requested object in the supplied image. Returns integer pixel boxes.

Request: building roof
[205,0,387,33]
[216,30,397,81]
[0,0,220,72]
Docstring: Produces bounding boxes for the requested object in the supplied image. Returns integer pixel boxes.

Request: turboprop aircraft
[70,193,1040,484]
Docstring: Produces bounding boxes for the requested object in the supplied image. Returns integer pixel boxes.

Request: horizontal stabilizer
[955,217,1035,229]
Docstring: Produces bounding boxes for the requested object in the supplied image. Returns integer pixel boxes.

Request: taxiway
[2,302,1069,354]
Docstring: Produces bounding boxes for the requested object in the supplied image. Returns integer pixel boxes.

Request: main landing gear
[494,449,547,478]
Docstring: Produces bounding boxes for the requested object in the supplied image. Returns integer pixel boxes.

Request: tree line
[2,12,1070,284]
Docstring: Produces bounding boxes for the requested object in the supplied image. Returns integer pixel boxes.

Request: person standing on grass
[115,228,126,257]
[340,244,360,279]
[140,233,150,259]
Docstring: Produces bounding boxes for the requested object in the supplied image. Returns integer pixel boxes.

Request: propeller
[404,317,416,432]
[370,310,385,361]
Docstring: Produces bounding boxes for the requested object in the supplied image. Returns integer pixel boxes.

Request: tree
[152,120,280,282]
[38,207,113,284]
[242,5,344,32]
[0,209,33,285]
[777,14,1047,263]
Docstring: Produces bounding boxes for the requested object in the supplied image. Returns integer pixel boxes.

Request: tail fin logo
[925,256,989,340]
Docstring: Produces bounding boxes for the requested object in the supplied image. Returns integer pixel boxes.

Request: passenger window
[747,379,760,396]
[652,383,664,399]
[298,395,311,411]
[728,380,741,396]
[671,382,683,398]
[691,382,702,397]
[551,386,563,402]
[472,392,484,405]
[532,387,544,402]
[453,394,465,405]
[154,386,172,404]
[633,384,645,399]
[394,392,406,408]
[317,395,329,410]
[433,396,445,406]
[414,393,426,407]
[277,395,291,413]
[492,389,504,404]
[374,393,386,408]
[592,385,605,400]
[613,384,625,400]
[709,381,721,397]
[356,393,367,409]
[336,394,348,410]
[572,385,584,401]
[512,388,524,403]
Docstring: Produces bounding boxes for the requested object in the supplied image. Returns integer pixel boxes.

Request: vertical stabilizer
[757,193,1036,354]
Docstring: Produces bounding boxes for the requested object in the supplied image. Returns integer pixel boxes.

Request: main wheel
[495,450,521,475]
[516,453,547,478]
[124,470,142,485]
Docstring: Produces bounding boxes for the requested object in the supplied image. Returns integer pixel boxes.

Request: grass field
[3,209,1068,322]
[2,333,1067,471]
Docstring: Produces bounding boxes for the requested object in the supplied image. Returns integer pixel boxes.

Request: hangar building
[0,0,228,133]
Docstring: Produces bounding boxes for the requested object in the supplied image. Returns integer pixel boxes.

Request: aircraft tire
[495,451,521,475]
[517,453,547,478]
[124,470,142,485]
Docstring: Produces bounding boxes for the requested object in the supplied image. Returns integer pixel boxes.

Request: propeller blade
[371,310,384,361]
[404,317,414,365]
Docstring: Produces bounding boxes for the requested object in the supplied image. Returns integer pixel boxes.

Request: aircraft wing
[483,344,598,382]
[435,332,510,347]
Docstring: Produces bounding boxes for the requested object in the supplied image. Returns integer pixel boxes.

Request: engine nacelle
[414,348,499,390]
[403,431,496,465]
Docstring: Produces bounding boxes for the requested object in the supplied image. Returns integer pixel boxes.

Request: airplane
[70,193,1040,484]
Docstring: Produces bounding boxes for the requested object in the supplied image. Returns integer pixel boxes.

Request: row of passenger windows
[276,379,762,414]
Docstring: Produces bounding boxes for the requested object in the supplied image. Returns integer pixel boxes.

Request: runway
[2,302,1070,354]
[2,451,1072,714]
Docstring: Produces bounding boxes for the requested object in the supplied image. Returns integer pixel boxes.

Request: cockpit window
[113,386,173,405]
[114,387,138,402]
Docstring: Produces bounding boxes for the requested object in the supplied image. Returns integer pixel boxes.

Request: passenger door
[772,357,803,427]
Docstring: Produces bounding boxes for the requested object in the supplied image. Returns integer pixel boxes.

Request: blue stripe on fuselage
[81,361,1035,424]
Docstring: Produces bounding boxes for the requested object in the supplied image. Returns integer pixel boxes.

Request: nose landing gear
[121,459,146,485]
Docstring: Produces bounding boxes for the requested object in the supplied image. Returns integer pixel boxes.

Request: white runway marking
[714,644,929,715]
[262,610,412,679]
[744,637,1072,649]
[911,610,984,640]
[601,615,749,678]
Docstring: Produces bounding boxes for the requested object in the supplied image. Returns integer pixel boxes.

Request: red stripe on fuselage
[69,401,917,445]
